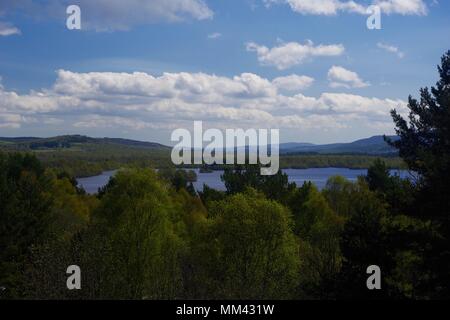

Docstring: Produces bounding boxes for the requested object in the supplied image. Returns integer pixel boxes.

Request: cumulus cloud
[327,66,370,88]
[0,70,407,134]
[377,42,405,58]
[0,22,20,36]
[73,115,158,130]
[317,92,403,116]
[272,75,315,91]
[246,40,345,70]
[0,0,213,31]
[263,0,366,15]
[263,0,428,16]
[77,0,213,30]
[375,0,427,15]
[0,113,22,128]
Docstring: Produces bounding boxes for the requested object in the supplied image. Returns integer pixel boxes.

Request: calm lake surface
[76,170,117,194]
[77,168,411,194]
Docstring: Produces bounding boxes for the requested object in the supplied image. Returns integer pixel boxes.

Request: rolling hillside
[0,134,404,176]
[0,135,169,151]
[0,135,172,177]
[279,135,399,155]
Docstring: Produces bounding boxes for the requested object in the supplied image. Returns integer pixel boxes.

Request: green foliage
[0,139,171,177]
[290,183,344,298]
[0,153,53,298]
[366,159,415,215]
[366,159,391,191]
[81,169,188,299]
[388,51,450,187]
[280,154,405,170]
[387,50,450,298]
[158,168,197,192]
[336,179,391,298]
[198,184,226,209]
[323,176,355,217]
[190,189,299,299]
[0,152,96,299]
[221,165,296,203]
[0,154,431,300]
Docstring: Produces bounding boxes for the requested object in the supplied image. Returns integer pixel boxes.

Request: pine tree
[387,50,450,298]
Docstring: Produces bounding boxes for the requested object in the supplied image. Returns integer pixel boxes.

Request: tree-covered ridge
[0,134,405,178]
[0,135,170,150]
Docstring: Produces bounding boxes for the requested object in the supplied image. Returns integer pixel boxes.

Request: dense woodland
[0,51,449,300]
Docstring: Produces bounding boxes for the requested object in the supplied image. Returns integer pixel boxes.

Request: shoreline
[75,165,410,179]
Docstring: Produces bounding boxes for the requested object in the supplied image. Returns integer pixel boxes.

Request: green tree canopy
[191,189,299,299]
[388,50,450,297]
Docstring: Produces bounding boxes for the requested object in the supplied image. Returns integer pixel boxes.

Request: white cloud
[0,0,213,32]
[0,113,22,128]
[264,0,366,15]
[0,22,20,36]
[264,0,428,16]
[272,75,315,91]
[0,70,407,134]
[246,40,345,70]
[375,0,427,15]
[377,42,405,58]
[317,93,404,116]
[208,32,222,39]
[73,115,157,130]
[78,0,213,31]
[327,66,370,88]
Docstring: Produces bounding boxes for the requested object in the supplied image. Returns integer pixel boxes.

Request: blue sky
[0,0,449,144]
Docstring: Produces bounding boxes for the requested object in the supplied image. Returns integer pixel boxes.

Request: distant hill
[0,134,405,176]
[0,134,399,155]
[0,135,172,177]
[279,135,399,155]
[0,135,170,151]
